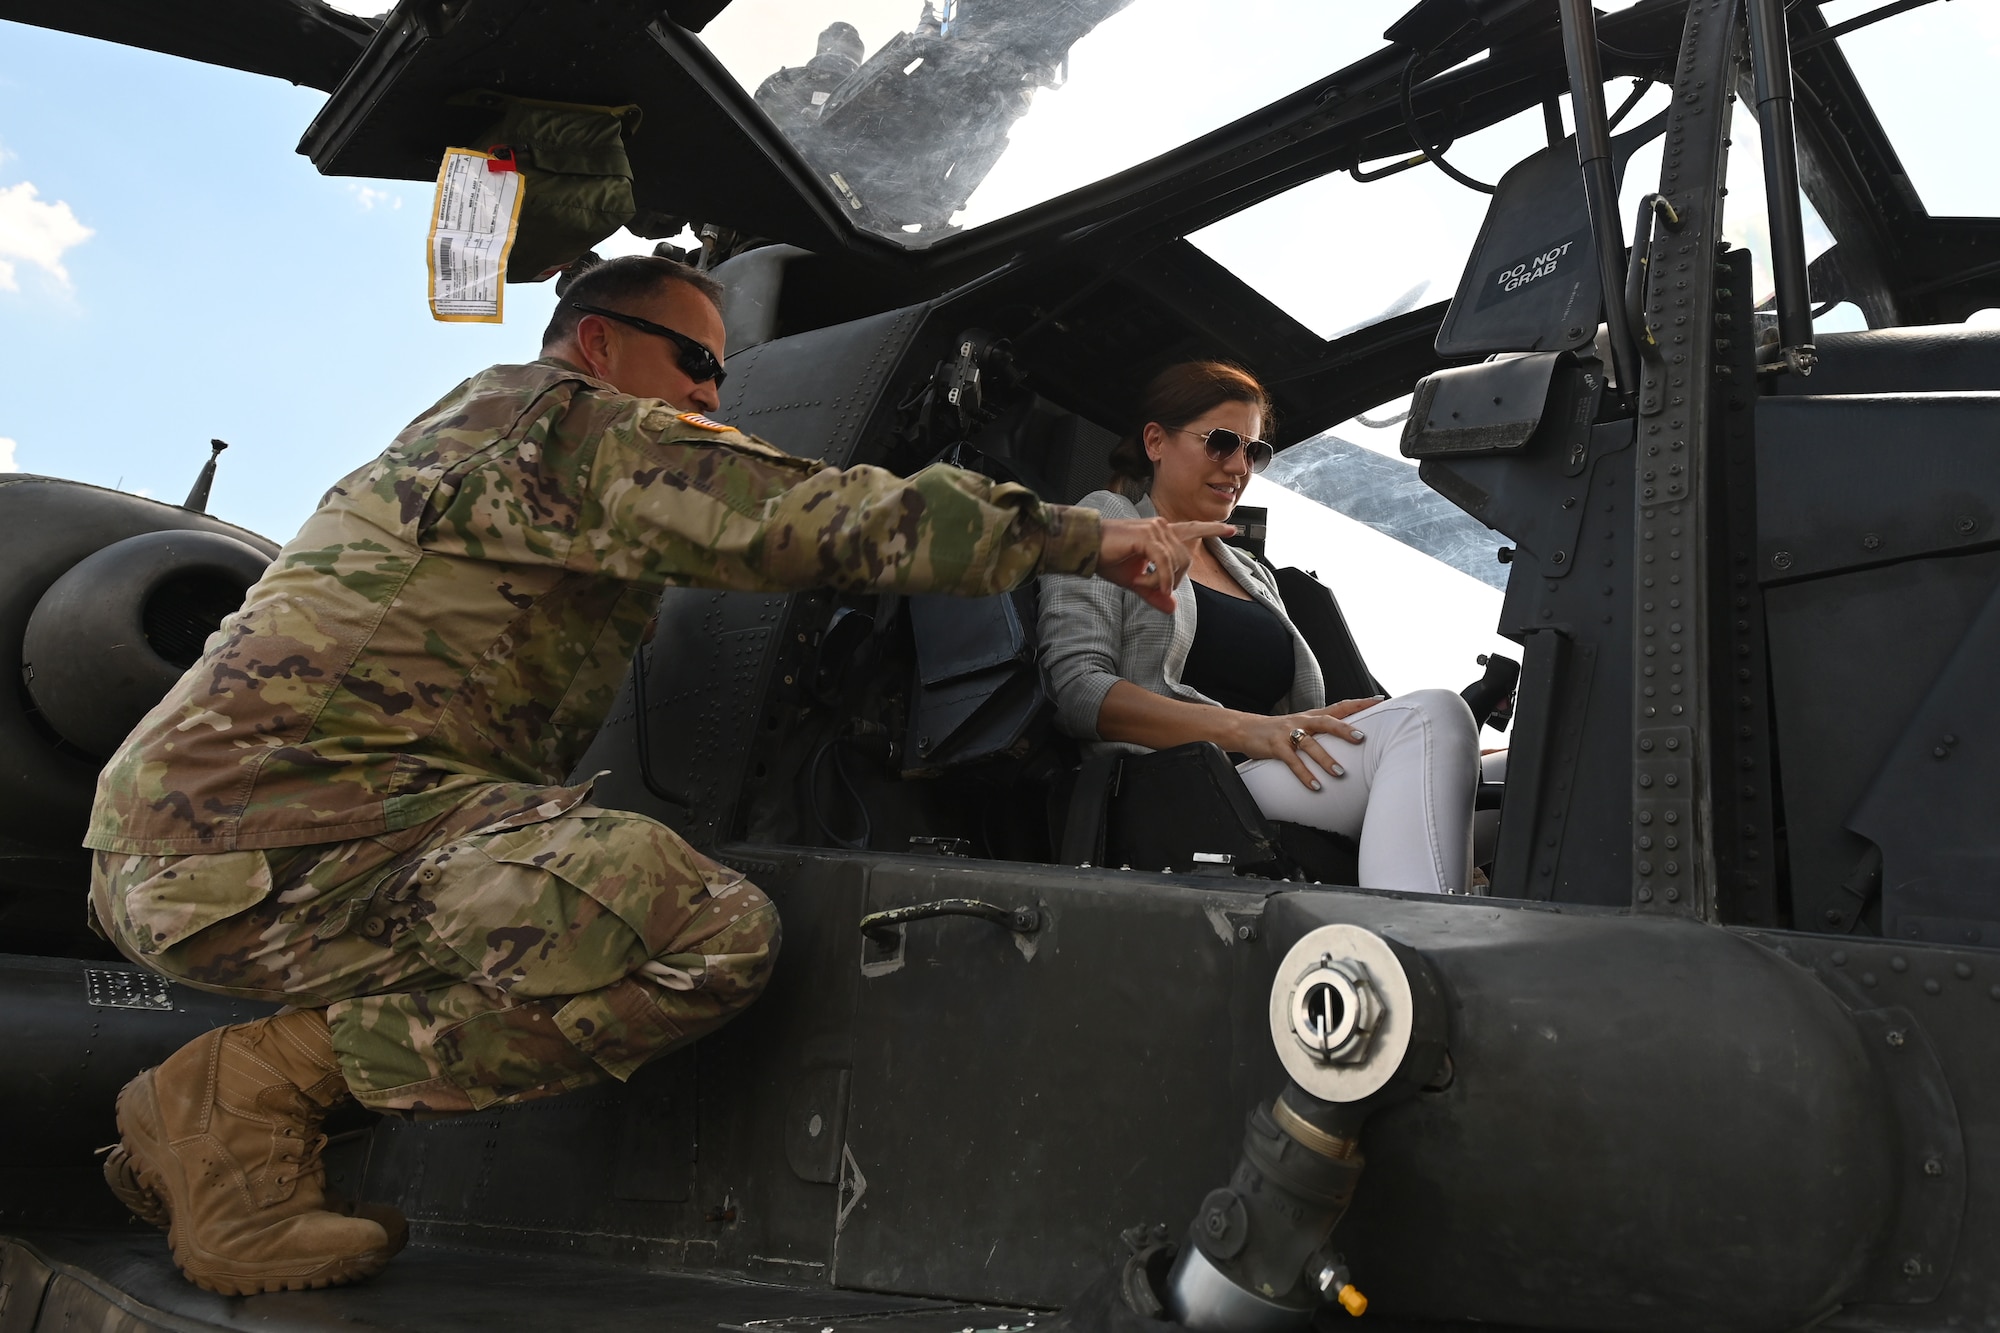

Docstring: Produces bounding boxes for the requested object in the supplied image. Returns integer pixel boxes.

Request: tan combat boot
[108,1008,395,1294]
[104,1148,409,1256]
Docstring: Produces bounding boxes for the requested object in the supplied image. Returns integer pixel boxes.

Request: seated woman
[1037,361,1479,895]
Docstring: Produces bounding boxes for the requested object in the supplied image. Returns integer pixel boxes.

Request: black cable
[1400,51,1496,195]
[1597,36,1677,62]
[808,734,872,851]
[1350,148,1439,183]
[831,743,871,849]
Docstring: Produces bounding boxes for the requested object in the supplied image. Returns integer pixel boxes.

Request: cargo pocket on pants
[411,837,648,1001]
[470,804,748,960]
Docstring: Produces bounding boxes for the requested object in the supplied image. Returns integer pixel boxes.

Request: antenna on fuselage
[184,439,227,513]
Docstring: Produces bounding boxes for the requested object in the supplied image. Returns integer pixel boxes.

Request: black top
[1181,581,1294,716]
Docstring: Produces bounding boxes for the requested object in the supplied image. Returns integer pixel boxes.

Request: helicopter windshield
[1186,101,1568,340]
[1185,82,1685,342]
[1717,102,1856,328]
[695,0,1413,245]
[1819,0,2000,218]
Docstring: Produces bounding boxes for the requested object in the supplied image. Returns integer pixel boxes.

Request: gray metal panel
[1425,420,1636,907]
[1755,394,2000,585]
[834,859,1280,1306]
[1837,1006,1965,1303]
[1849,578,2000,945]
[1763,551,2000,936]
[1743,933,2000,1328]
[0,956,273,1231]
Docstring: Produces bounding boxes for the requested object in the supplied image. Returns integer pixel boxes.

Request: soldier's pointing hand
[1096,518,1234,613]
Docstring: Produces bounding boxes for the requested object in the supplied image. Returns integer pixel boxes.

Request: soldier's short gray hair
[541,255,726,350]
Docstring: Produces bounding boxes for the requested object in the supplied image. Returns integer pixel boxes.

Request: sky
[0,0,1992,691]
[0,24,560,535]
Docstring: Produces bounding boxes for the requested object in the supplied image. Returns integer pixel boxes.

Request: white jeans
[1236,689,1479,895]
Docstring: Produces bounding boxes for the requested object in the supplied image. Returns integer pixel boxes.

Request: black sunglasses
[567,302,728,387]
[1173,426,1274,473]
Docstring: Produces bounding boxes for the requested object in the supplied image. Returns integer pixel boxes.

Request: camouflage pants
[90,784,779,1114]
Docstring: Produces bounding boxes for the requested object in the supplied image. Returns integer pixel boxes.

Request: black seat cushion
[1055,742,1357,882]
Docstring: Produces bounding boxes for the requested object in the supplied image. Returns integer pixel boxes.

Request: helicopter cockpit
[513,0,2000,929]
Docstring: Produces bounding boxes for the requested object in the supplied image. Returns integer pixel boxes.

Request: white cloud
[348,184,403,211]
[0,180,92,290]
[0,438,16,471]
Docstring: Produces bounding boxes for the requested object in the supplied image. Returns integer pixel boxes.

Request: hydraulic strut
[1746,0,1817,374]
[1555,0,1642,398]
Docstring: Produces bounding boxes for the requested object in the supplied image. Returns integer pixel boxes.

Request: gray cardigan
[1036,490,1326,750]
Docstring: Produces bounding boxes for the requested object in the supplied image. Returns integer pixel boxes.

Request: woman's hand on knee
[1316,696,1385,721]
[1235,709,1372,790]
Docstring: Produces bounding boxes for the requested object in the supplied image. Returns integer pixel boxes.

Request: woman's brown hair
[1106,361,1276,500]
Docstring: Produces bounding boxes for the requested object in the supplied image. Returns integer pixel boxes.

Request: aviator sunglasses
[1171,426,1274,474]
[566,302,728,387]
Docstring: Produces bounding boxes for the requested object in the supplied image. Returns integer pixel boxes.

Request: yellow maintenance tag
[426,146,525,323]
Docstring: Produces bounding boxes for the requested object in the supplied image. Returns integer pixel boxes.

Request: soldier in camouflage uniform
[88,254,1220,1295]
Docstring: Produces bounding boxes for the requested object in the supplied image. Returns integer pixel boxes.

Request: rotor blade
[1327,281,1434,342]
[0,0,377,91]
[1266,433,1509,589]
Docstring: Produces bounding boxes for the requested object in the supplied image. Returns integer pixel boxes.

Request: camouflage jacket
[86,358,1101,857]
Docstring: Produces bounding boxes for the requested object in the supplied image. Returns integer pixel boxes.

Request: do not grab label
[1475,230,1591,311]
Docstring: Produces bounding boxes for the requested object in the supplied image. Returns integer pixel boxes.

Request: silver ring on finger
[1143,561,1157,575]
[1288,727,1306,751]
